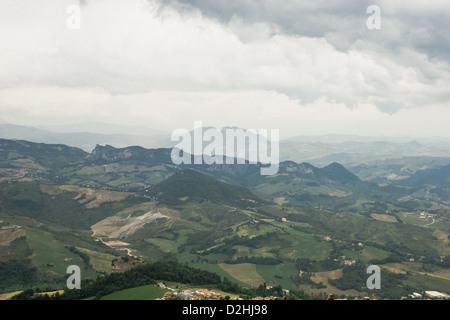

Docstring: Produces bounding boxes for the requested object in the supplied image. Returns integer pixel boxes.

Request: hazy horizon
[2,118,450,145]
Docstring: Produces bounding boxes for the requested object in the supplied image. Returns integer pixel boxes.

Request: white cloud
[0,0,449,138]
[2,86,449,139]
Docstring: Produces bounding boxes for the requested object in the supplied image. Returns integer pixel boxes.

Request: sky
[0,0,449,139]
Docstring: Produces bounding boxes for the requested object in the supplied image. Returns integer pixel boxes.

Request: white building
[425,291,450,299]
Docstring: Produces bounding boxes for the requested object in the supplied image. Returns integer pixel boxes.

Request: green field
[257,262,299,290]
[339,246,391,264]
[145,238,178,253]
[279,231,332,261]
[100,284,168,300]
[76,165,105,175]
[25,227,85,276]
[183,262,251,288]
[24,227,102,278]
[218,263,265,287]
[76,247,116,273]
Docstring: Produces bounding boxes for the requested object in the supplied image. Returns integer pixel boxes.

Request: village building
[425,291,450,299]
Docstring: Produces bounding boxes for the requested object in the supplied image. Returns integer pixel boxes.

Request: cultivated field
[40,184,133,208]
[300,269,364,297]
[0,291,22,300]
[100,284,168,300]
[0,228,25,261]
[218,263,265,287]
[371,214,398,223]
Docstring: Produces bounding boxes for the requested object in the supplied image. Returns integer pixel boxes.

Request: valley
[0,138,449,300]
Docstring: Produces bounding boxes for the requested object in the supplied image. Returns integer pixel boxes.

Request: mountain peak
[400,163,450,187]
[321,162,360,183]
[151,169,264,207]
[88,144,172,164]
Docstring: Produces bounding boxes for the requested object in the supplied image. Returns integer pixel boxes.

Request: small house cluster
[174,289,221,300]
[250,296,279,300]
[404,291,450,300]
[156,283,222,300]
[333,255,356,266]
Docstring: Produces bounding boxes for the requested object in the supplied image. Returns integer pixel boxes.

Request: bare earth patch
[370,214,398,223]
[40,184,133,208]
[92,211,170,239]
[91,202,178,240]
[102,240,130,247]
[328,190,351,198]
[274,197,288,205]
[34,290,65,298]
[0,291,23,300]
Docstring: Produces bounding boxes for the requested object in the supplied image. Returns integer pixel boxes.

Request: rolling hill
[399,164,450,187]
[0,122,171,152]
[0,138,449,299]
[0,138,87,168]
[150,169,265,207]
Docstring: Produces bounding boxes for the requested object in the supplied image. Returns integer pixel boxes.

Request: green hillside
[400,164,450,187]
[0,138,87,169]
[0,138,449,299]
[100,284,168,300]
[151,169,266,207]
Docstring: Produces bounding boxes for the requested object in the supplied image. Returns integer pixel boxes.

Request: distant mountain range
[36,122,166,136]
[0,138,359,186]
[399,164,450,187]
[279,139,450,167]
[0,122,172,152]
[1,120,450,184]
[2,121,450,162]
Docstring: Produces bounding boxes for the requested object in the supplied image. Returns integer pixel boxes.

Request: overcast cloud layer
[0,0,449,138]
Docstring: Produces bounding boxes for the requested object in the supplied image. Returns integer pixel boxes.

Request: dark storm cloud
[163,0,450,62]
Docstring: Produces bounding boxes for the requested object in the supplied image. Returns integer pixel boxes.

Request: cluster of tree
[66,246,91,269]
[9,288,63,300]
[293,193,333,202]
[224,256,282,265]
[0,259,40,293]
[361,201,389,212]
[370,253,405,265]
[12,261,221,300]
[188,231,288,260]
[244,283,313,300]
[218,277,313,300]
[436,255,450,268]
[0,236,54,293]
[328,262,416,299]
[328,263,368,291]
[11,259,317,301]
[295,258,340,273]
[218,277,241,293]
[394,200,421,210]
[186,230,230,252]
